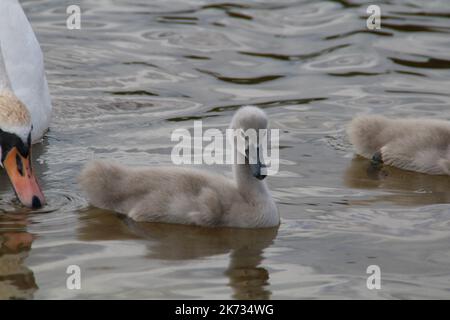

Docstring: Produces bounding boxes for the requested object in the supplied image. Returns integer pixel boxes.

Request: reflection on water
[78,209,277,299]
[345,157,450,205]
[0,0,450,299]
[0,214,37,299]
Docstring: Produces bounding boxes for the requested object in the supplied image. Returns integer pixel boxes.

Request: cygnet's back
[348,115,450,175]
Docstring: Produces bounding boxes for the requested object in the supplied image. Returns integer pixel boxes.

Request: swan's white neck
[0,0,53,142]
[0,43,12,91]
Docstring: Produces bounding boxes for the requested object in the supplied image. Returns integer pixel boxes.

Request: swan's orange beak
[3,147,45,209]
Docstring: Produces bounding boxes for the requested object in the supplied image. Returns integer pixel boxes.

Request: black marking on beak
[0,129,30,162]
[16,153,24,176]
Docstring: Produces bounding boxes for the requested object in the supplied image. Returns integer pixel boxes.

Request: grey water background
[1,0,450,299]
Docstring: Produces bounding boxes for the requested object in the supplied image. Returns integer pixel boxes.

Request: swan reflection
[0,213,37,299]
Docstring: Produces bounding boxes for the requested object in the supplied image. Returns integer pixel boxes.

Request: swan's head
[230,106,269,180]
[0,91,45,209]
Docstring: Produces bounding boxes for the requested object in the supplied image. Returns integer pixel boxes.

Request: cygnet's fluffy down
[79,106,279,228]
[348,115,450,175]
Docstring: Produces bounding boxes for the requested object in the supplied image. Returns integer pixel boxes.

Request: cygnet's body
[348,115,450,175]
[79,106,279,228]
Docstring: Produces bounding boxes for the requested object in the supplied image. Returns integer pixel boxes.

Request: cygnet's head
[0,90,45,208]
[230,106,268,131]
[230,106,269,180]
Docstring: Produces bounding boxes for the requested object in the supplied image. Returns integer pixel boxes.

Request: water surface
[1,0,450,299]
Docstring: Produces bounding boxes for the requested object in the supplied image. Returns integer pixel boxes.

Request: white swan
[0,0,52,142]
[348,115,450,175]
[0,0,51,208]
[79,106,279,228]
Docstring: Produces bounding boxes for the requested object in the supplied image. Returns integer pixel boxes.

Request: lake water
[1,0,450,299]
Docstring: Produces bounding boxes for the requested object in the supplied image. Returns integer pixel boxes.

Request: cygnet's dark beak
[247,146,267,180]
